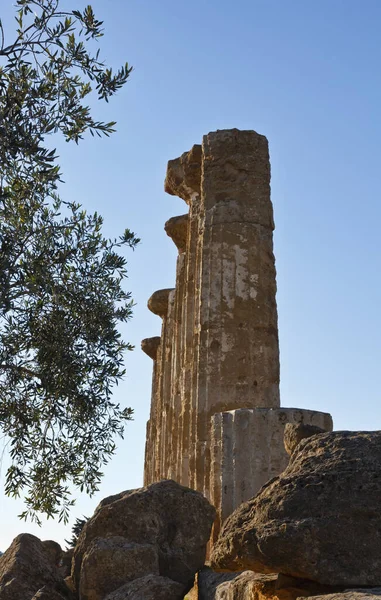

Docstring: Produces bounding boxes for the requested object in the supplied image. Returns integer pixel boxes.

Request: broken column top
[141,336,161,360]
[164,144,202,203]
[164,129,274,230]
[147,288,175,318]
[164,214,189,253]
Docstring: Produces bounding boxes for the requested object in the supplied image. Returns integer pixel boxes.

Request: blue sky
[1,0,381,549]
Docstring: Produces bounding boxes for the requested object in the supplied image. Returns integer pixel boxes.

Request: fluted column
[142,336,161,485]
[165,214,189,479]
[146,288,174,482]
[164,146,202,489]
[143,128,334,552]
[195,129,280,497]
[209,407,333,541]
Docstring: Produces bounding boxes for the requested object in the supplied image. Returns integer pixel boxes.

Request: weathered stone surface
[103,574,185,600]
[64,576,75,595]
[284,422,327,455]
[41,540,62,567]
[79,537,159,600]
[197,568,342,600]
[164,144,202,203]
[0,534,69,600]
[144,128,333,549]
[59,548,73,579]
[31,587,67,600]
[72,480,215,593]
[141,336,161,360]
[147,128,280,501]
[212,431,381,585]
[210,408,333,543]
[147,288,174,318]
[298,593,381,600]
[165,214,189,253]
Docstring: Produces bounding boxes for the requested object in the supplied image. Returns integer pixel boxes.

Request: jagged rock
[103,574,185,600]
[79,538,159,600]
[284,422,327,455]
[211,431,381,585]
[72,480,215,595]
[0,534,70,599]
[197,568,343,600]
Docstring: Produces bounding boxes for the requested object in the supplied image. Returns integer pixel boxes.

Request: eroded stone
[144,129,333,549]
[164,214,189,253]
[141,337,161,360]
[147,288,174,318]
[72,480,215,594]
[79,538,159,600]
[198,568,342,600]
[103,574,185,600]
[31,588,67,600]
[164,144,202,203]
[284,422,327,455]
[212,431,381,586]
[0,534,68,600]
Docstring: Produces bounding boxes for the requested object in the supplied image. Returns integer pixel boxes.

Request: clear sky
[1,0,381,550]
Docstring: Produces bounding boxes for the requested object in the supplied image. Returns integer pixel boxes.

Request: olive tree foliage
[0,0,139,523]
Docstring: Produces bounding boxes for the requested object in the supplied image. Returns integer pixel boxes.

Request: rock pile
[4,428,381,600]
[0,480,215,600]
[71,479,215,600]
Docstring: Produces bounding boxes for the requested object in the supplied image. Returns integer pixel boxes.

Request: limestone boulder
[197,568,342,600]
[59,548,74,579]
[72,480,216,593]
[0,533,70,599]
[211,431,381,585]
[41,540,62,567]
[31,588,67,599]
[79,537,159,600]
[283,422,327,455]
[103,574,185,600]
[64,576,75,595]
[298,593,381,600]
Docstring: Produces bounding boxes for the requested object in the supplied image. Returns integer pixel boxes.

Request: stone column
[142,129,334,550]
[146,288,174,481]
[209,407,333,543]
[165,214,189,479]
[141,336,161,486]
[164,146,203,488]
[194,129,280,498]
